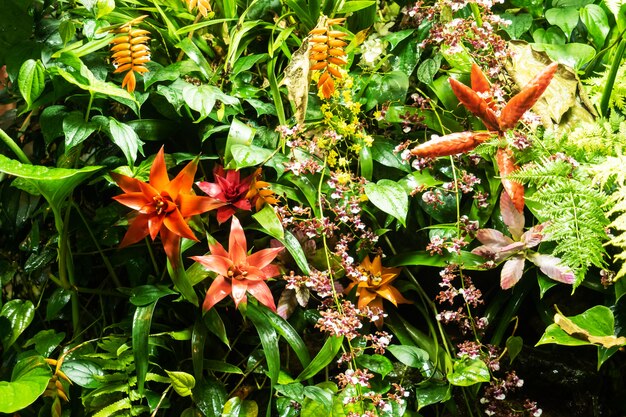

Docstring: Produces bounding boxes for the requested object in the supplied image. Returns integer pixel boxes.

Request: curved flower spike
[192,216,284,311]
[111,147,223,266]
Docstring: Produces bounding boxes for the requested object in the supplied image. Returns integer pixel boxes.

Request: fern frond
[92,397,132,417]
[507,158,574,188]
[529,177,609,285]
[590,155,626,188]
[605,186,626,278]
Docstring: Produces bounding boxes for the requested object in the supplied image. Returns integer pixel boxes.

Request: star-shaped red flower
[196,165,256,224]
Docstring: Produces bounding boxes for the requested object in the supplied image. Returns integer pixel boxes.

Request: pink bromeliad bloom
[192,216,283,311]
[196,165,255,224]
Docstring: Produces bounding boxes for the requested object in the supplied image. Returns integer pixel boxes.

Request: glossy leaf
[183,84,239,122]
[46,287,72,320]
[297,336,343,381]
[506,336,523,364]
[545,7,579,38]
[1,299,35,349]
[501,13,533,39]
[302,386,333,414]
[387,344,429,368]
[415,381,451,410]
[580,4,609,48]
[193,377,227,417]
[203,307,230,348]
[532,43,595,69]
[0,356,52,413]
[177,37,212,79]
[129,285,177,306]
[224,118,255,167]
[61,360,105,388]
[24,329,65,357]
[18,59,45,109]
[63,111,98,151]
[364,179,408,227]
[205,360,244,374]
[247,305,280,389]
[253,203,284,240]
[230,144,273,169]
[108,118,144,168]
[277,230,311,274]
[448,358,490,386]
[355,354,393,377]
[389,250,487,270]
[132,302,157,395]
[166,370,196,397]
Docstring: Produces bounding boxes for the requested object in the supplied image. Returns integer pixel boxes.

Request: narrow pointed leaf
[297,336,344,381]
[132,301,157,396]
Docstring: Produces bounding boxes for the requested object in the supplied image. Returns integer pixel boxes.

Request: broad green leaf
[447,358,490,386]
[0,154,102,228]
[230,144,273,169]
[224,118,255,167]
[94,0,115,18]
[545,7,580,39]
[231,53,269,76]
[552,0,593,7]
[355,354,393,377]
[580,4,609,49]
[61,360,105,388]
[398,170,444,192]
[108,118,144,168]
[441,44,473,72]
[205,360,244,374]
[194,377,227,417]
[183,84,239,122]
[389,250,486,270]
[40,105,69,144]
[387,344,429,368]
[63,111,98,151]
[132,302,157,395]
[1,299,35,349]
[506,336,523,364]
[302,386,333,413]
[296,336,343,381]
[337,1,375,13]
[247,306,280,387]
[359,143,373,180]
[253,204,284,239]
[384,106,463,133]
[24,329,65,357]
[415,381,450,410]
[0,356,52,413]
[177,38,212,79]
[364,179,408,227]
[365,71,410,110]
[129,285,177,306]
[276,382,305,401]
[166,370,196,397]
[532,27,567,44]
[501,13,533,39]
[46,287,72,320]
[18,59,45,109]
[417,56,441,85]
[531,43,596,69]
[203,307,230,348]
[371,139,410,173]
[537,274,558,298]
[382,29,416,50]
[277,230,311,275]
[222,397,243,416]
[59,20,76,45]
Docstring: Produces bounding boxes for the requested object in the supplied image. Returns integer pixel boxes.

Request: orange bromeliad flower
[345,255,410,328]
[411,62,558,212]
[111,147,223,266]
[192,216,283,312]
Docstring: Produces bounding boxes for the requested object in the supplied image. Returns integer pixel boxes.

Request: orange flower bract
[345,255,410,328]
[111,147,223,267]
[110,16,151,93]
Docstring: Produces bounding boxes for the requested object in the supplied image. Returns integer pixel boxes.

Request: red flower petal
[112,192,150,211]
[178,194,224,218]
[166,158,198,200]
[470,63,492,99]
[449,77,500,131]
[247,246,283,270]
[160,227,182,268]
[410,131,494,158]
[196,181,226,200]
[148,213,164,240]
[119,213,150,247]
[203,275,232,311]
[163,208,198,241]
[208,241,229,258]
[496,148,525,212]
[498,62,558,131]
[247,281,277,311]
[150,147,170,192]
[216,206,237,224]
[110,172,143,193]
[191,254,233,277]
[229,217,248,262]
[231,278,248,308]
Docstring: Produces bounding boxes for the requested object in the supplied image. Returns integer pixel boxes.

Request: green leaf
[337,1,375,13]
[108,118,144,168]
[303,386,333,413]
[18,59,45,109]
[355,354,393,377]
[132,302,157,396]
[222,397,243,416]
[194,377,227,417]
[247,307,280,387]
[389,250,487,270]
[224,118,255,167]
[415,381,450,410]
[359,143,374,180]
[231,53,269,76]
[230,144,273,169]
[532,27,567,44]
[297,336,343,381]
[441,44,473,72]
[371,139,410,173]
[447,358,490,386]
[0,154,101,228]
[46,287,72,320]
[129,285,177,306]
[177,38,212,79]
[59,20,76,45]
[531,43,596,69]
[537,274,558,298]
[92,397,132,417]
[506,336,523,364]
[382,29,416,50]
[501,13,533,39]
[398,170,444,192]
[365,71,410,110]
[417,56,442,85]
[203,307,230,348]
[276,382,305,401]
[40,105,69,144]
[545,7,580,39]
[24,329,65,357]
[183,84,239,122]
[580,4,609,49]
[278,230,311,275]
[1,299,35,349]
[61,360,105,388]
[167,260,199,306]
[0,356,52,413]
[387,344,429,368]
[253,204,284,240]
[63,111,98,151]
[364,179,408,227]
[166,370,196,397]
[205,360,244,374]
[536,306,620,347]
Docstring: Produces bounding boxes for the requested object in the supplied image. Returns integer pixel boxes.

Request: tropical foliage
[1,0,626,416]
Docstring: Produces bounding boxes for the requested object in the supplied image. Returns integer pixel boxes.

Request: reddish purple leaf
[500,191,524,240]
[500,256,525,289]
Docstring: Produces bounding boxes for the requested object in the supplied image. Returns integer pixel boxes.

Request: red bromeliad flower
[111,147,223,266]
[411,62,558,212]
[196,165,256,224]
[192,216,283,311]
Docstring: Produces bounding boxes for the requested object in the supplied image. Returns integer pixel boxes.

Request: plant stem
[600,37,626,117]
[85,92,94,122]
[61,203,81,335]
[0,127,30,164]
[470,2,483,27]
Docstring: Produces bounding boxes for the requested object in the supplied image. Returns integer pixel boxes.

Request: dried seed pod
[307,16,348,99]
[496,147,525,212]
[110,16,151,93]
[410,131,494,158]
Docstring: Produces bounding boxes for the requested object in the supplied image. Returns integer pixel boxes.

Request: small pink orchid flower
[472,192,575,289]
[192,216,283,311]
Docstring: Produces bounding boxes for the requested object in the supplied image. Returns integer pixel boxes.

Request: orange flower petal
[166,158,198,200]
[191,254,233,277]
[160,227,182,268]
[357,288,377,309]
[231,278,249,308]
[111,172,143,193]
[149,147,170,192]
[178,194,224,218]
[228,217,248,263]
[112,192,150,211]
[449,78,500,131]
[163,209,198,241]
[203,275,231,311]
[246,246,284,270]
[376,285,411,307]
[247,281,277,311]
[119,213,150,247]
